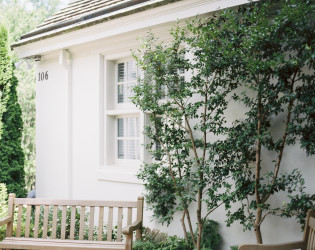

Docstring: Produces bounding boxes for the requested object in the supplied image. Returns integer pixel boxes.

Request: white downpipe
[59,49,73,199]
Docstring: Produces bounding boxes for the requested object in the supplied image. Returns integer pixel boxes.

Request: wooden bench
[0,194,144,249]
[239,209,315,250]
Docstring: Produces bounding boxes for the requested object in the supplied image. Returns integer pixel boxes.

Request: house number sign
[38,71,48,82]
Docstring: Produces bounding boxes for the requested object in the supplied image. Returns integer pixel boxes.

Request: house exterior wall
[36,57,69,199]
[19,0,314,248]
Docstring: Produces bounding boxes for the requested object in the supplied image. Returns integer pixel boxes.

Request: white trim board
[14,0,252,58]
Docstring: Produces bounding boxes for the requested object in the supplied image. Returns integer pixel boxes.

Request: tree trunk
[196,221,203,250]
[254,227,263,244]
[254,207,263,244]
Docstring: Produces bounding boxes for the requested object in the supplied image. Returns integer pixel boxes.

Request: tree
[213,0,315,243]
[132,16,243,248]
[0,25,26,197]
[0,0,65,191]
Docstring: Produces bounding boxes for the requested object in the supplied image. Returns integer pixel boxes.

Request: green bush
[199,220,221,250]
[0,25,26,198]
[0,183,8,241]
[133,220,221,250]
[230,246,238,250]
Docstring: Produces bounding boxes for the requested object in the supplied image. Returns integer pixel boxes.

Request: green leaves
[0,25,26,198]
[212,0,315,240]
[133,0,315,245]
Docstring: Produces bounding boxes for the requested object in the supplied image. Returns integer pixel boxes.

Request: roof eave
[12,0,180,49]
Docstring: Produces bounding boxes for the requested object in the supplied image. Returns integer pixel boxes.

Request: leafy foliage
[0,183,8,241]
[0,25,26,198]
[0,0,67,191]
[134,220,221,250]
[210,0,315,243]
[132,14,242,247]
[133,0,315,245]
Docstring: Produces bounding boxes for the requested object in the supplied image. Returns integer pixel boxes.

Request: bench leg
[125,234,132,250]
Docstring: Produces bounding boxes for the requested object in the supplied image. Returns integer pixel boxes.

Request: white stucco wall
[18,0,314,249]
[36,57,69,199]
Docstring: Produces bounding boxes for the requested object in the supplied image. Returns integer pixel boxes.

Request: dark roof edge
[21,0,151,40]
[12,0,180,49]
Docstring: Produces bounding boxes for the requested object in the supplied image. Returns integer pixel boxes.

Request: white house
[12,0,315,248]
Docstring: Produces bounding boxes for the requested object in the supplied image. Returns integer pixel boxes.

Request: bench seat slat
[88,206,95,240]
[14,198,137,208]
[79,206,86,240]
[16,204,23,237]
[34,205,41,238]
[25,205,32,238]
[70,206,76,240]
[98,206,104,241]
[51,205,58,239]
[107,207,113,241]
[117,207,123,242]
[43,205,49,238]
[61,205,67,240]
[0,237,125,250]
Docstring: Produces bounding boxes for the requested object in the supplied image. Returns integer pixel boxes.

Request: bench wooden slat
[117,207,123,242]
[107,207,113,241]
[88,207,95,240]
[43,205,49,238]
[25,205,32,238]
[79,206,85,240]
[307,229,315,250]
[98,206,104,241]
[34,205,41,238]
[51,205,58,239]
[0,237,126,249]
[16,204,23,237]
[14,198,137,208]
[6,194,15,237]
[127,207,132,226]
[309,217,315,230]
[136,197,144,240]
[70,206,76,240]
[61,205,67,239]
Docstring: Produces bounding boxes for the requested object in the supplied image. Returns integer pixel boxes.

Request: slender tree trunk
[181,211,189,244]
[254,86,263,244]
[196,179,203,250]
[254,228,263,244]
[185,209,196,247]
[254,207,263,244]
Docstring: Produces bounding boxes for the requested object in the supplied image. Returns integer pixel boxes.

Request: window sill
[97,166,143,185]
[106,109,140,116]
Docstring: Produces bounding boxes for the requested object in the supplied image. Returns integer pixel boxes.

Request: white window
[116,61,138,104]
[117,116,140,160]
[103,57,141,172]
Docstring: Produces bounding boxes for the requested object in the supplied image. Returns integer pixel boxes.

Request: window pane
[126,140,136,159]
[118,140,124,159]
[117,118,124,137]
[126,117,138,137]
[117,84,124,103]
[127,82,136,102]
[127,61,137,81]
[118,63,125,82]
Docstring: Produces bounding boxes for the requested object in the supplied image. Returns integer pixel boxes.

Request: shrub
[134,220,221,250]
[0,183,8,241]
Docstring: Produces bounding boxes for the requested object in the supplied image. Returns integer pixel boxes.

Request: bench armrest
[122,220,142,235]
[239,240,305,250]
[0,216,12,226]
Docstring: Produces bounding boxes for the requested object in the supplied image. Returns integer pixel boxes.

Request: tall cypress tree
[0,24,26,198]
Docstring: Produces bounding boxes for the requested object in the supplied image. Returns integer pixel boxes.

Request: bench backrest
[304,209,315,250]
[5,194,143,242]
